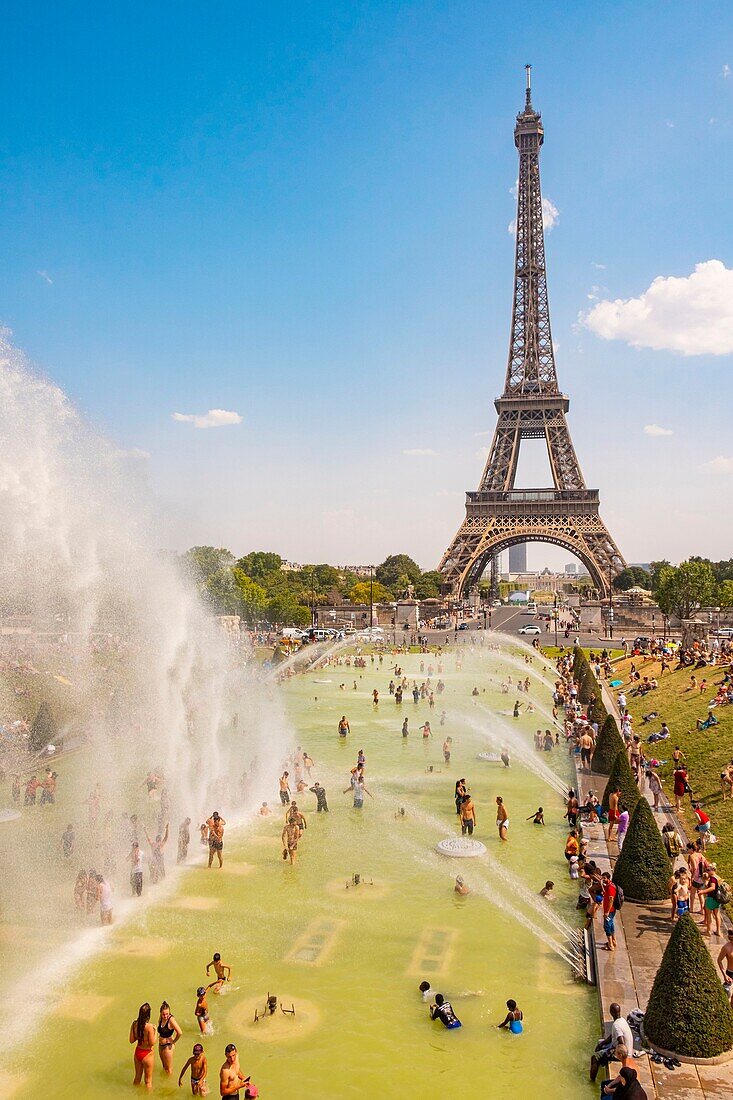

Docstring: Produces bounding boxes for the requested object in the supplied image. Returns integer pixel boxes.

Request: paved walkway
[573,674,733,1098]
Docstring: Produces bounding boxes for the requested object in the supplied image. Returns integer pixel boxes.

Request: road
[421,605,619,649]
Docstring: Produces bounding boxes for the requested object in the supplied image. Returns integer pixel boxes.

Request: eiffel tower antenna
[439,68,625,598]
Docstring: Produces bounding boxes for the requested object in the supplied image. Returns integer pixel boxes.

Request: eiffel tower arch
[439,67,625,599]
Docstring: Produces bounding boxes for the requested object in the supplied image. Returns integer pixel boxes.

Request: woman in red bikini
[129,1002,156,1090]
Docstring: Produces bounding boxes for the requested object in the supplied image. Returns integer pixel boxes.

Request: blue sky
[2,2,732,569]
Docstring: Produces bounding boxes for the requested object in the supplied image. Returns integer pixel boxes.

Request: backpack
[716,881,731,905]
[613,884,625,911]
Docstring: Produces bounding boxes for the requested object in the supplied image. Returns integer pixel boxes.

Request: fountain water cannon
[253,993,296,1022]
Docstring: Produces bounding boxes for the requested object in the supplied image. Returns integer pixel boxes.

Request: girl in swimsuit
[129,1002,156,1090]
[157,1000,182,1076]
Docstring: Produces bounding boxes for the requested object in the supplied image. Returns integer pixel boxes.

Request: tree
[236,551,283,583]
[655,560,716,619]
[644,914,733,1057]
[350,581,392,605]
[30,701,58,752]
[602,750,640,815]
[591,715,626,775]
[719,579,733,609]
[181,546,235,588]
[414,571,443,600]
[612,566,652,592]
[266,594,311,626]
[232,569,267,625]
[375,555,422,593]
[612,798,670,900]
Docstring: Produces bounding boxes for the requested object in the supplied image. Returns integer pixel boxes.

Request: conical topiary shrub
[591,714,626,775]
[602,749,640,814]
[613,797,670,901]
[644,913,733,1058]
[573,647,588,680]
[30,701,57,752]
[579,668,597,705]
[590,694,608,729]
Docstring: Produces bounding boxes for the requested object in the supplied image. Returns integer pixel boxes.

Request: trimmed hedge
[30,701,57,753]
[602,749,641,815]
[613,797,670,901]
[644,913,733,1058]
[591,714,626,775]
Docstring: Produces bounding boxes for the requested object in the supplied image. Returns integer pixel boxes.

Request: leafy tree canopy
[376,554,422,591]
[655,559,716,619]
[236,551,283,583]
[612,566,652,592]
[350,580,393,604]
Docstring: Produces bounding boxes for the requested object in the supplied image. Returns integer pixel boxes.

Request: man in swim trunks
[206,812,226,869]
[718,929,733,999]
[429,993,462,1029]
[219,1043,249,1096]
[496,796,508,842]
[282,821,300,864]
[206,952,232,993]
[606,787,620,842]
[287,803,307,834]
[579,730,594,772]
[443,736,452,764]
[279,772,291,805]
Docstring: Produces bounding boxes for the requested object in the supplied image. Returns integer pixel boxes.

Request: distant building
[280,560,303,572]
[341,565,373,577]
[508,543,527,573]
[564,563,578,575]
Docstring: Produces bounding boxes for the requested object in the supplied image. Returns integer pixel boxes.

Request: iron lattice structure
[439,68,625,598]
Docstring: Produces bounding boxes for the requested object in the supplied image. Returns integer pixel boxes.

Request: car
[518,624,541,635]
[458,623,470,630]
[714,627,733,639]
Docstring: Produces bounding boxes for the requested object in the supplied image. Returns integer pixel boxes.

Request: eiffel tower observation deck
[439,67,625,599]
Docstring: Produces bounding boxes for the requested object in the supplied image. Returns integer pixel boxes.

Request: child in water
[527,807,545,825]
[194,985,215,1034]
[498,999,523,1033]
[178,1043,208,1095]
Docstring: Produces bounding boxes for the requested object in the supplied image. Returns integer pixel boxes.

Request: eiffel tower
[439,67,625,598]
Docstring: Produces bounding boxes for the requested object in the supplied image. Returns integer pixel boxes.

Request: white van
[522,602,537,615]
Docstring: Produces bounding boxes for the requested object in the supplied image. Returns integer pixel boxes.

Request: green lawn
[615,655,733,892]
[543,646,624,660]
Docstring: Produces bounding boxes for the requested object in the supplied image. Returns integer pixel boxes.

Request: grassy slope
[615,655,733,889]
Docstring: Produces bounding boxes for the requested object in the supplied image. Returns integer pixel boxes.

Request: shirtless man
[279,772,291,805]
[606,787,621,842]
[717,929,733,999]
[286,803,307,834]
[206,812,226,869]
[282,821,300,864]
[579,730,594,772]
[206,952,232,993]
[220,1044,249,1097]
[496,796,508,842]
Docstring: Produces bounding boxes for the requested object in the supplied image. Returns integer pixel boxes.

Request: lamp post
[553,595,558,648]
[369,565,374,629]
[608,564,614,641]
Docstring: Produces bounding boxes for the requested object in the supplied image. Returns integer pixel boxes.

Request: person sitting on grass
[695,709,719,731]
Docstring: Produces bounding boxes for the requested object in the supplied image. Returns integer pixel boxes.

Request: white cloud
[475,446,490,461]
[402,448,438,457]
[643,424,673,437]
[700,455,733,475]
[723,64,731,79]
[581,260,733,356]
[473,430,492,438]
[592,262,607,270]
[172,409,242,429]
[37,270,53,285]
[508,182,559,234]
[665,120,675,129]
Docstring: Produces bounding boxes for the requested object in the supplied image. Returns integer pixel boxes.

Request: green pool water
[2,647,599,1098]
